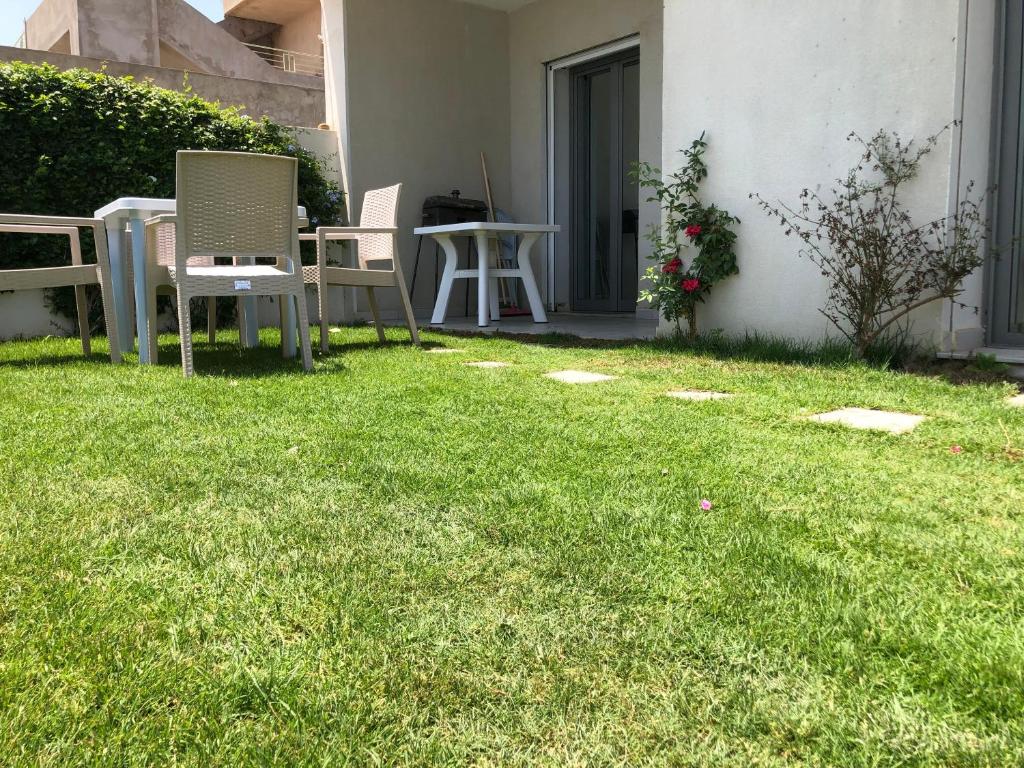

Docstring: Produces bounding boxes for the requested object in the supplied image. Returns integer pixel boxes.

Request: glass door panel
[571,48,640,312]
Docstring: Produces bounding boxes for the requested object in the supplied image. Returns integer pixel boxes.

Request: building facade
[322,0,1021,358]
[10,0,326,127]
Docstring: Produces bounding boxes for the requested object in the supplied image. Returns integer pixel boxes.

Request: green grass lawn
[0,327,1022,766]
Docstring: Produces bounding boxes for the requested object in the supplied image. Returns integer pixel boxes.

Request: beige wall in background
[24,0,79,54]
[322,0,512,318]
[507,0,662,314]
[274,5,323,58]
[25,0,320,88]
[74,0,159,65]
[0,45,325,127]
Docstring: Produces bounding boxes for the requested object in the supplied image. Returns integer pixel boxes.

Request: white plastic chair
[301,184,419,351]
[144,151,313,377]
[0,214,121,362]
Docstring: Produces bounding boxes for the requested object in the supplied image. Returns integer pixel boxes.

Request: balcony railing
[243,43,324,78]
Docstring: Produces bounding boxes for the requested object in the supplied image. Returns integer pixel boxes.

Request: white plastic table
[415,222,558,328]
[95,198,306,364]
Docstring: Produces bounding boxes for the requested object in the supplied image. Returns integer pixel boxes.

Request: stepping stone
[545,370,617,384]
[667,390,733,401]
[1008,393,1024,408]
[466,361,509,369]
[426,348,465,354]
[809,407,926,435]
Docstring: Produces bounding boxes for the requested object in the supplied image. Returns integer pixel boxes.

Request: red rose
[662,257,683,274]
[682,278,701,293]
[685,225,703,239]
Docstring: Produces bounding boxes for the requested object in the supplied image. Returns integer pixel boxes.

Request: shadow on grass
[429,327,1022,389]
[0,351,117,369]
[155,337,418,378]
[433,328,863,367]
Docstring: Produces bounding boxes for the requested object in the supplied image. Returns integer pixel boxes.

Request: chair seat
[303,264,397,288]
[179,265,291,278]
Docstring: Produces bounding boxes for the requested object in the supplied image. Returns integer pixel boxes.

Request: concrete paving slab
[667,390,734,401]
[545,370,617,384]
[809,407,926,434]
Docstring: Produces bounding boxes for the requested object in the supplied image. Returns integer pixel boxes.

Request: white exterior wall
[660,0,990,346]
[507,0,663,314]
[322,0,511,319]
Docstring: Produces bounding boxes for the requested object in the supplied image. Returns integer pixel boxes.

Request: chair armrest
[317,226,399,239]
[0,224,85,267]
[144,214,177,227]
[0,214,104,229]
[0,216,107,270]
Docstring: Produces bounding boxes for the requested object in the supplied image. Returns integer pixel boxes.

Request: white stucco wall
[507,0,663,314]
[322,0,512,318]
[660,0,982,345]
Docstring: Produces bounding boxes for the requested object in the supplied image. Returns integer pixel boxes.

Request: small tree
[634,134,739,339]
[751,126,989,358]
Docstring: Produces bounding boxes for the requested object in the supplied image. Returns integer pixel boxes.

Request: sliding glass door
[571,49,640,313]
[993,1,1024,346]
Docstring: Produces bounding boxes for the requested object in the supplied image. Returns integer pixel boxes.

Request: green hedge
[0,61,344,322]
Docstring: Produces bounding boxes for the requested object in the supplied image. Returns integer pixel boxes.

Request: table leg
[475,232,491,328]
[516,234,548,323]
[430,235,459,324]
[282,294,297,358]
[239,270,260,349]
[129,218,149,362]
[105,221,135,354]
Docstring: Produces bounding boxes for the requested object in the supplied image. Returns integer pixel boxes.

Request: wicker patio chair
[0,214,121,363]
[300,184,419,352]
[144,151,313,377]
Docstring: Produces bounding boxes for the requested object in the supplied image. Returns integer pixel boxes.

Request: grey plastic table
[414,222,558,328]
[95,198,307,363]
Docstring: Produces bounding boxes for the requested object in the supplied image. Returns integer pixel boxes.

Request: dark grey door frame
[570,47,640,313]
[991,0,1024,346]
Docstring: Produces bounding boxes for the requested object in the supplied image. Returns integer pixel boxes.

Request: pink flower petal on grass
[700,499,713,511]
[950,445,963,455]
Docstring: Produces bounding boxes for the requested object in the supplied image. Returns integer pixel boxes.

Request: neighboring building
[321,0,1023,359]
[220,0,324,78]
[6,0,326,127]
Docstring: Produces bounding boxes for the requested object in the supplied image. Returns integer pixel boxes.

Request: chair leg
[176,288,195,378]
[395,277,420,346]
[237,297,246,347]
[95,263,121,364]
[366,287,386,344]
[74,285,91,356]
[318,282,329,354]
[278,295,290,358]
[294,290,314,372]
[146,285,159,365]
[207,297,216,344]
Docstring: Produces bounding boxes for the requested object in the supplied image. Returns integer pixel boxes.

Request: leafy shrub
[0,61,344,322]
[751,126,988,358]
[633,134,740,339]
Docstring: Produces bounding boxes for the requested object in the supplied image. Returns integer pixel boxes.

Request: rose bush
[634,134,739,338]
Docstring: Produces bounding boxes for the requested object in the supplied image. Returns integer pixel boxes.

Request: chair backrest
[357,183,402,268]
[174,151,299,269]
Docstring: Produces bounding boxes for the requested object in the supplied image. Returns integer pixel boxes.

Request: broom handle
[480,152,512,306]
